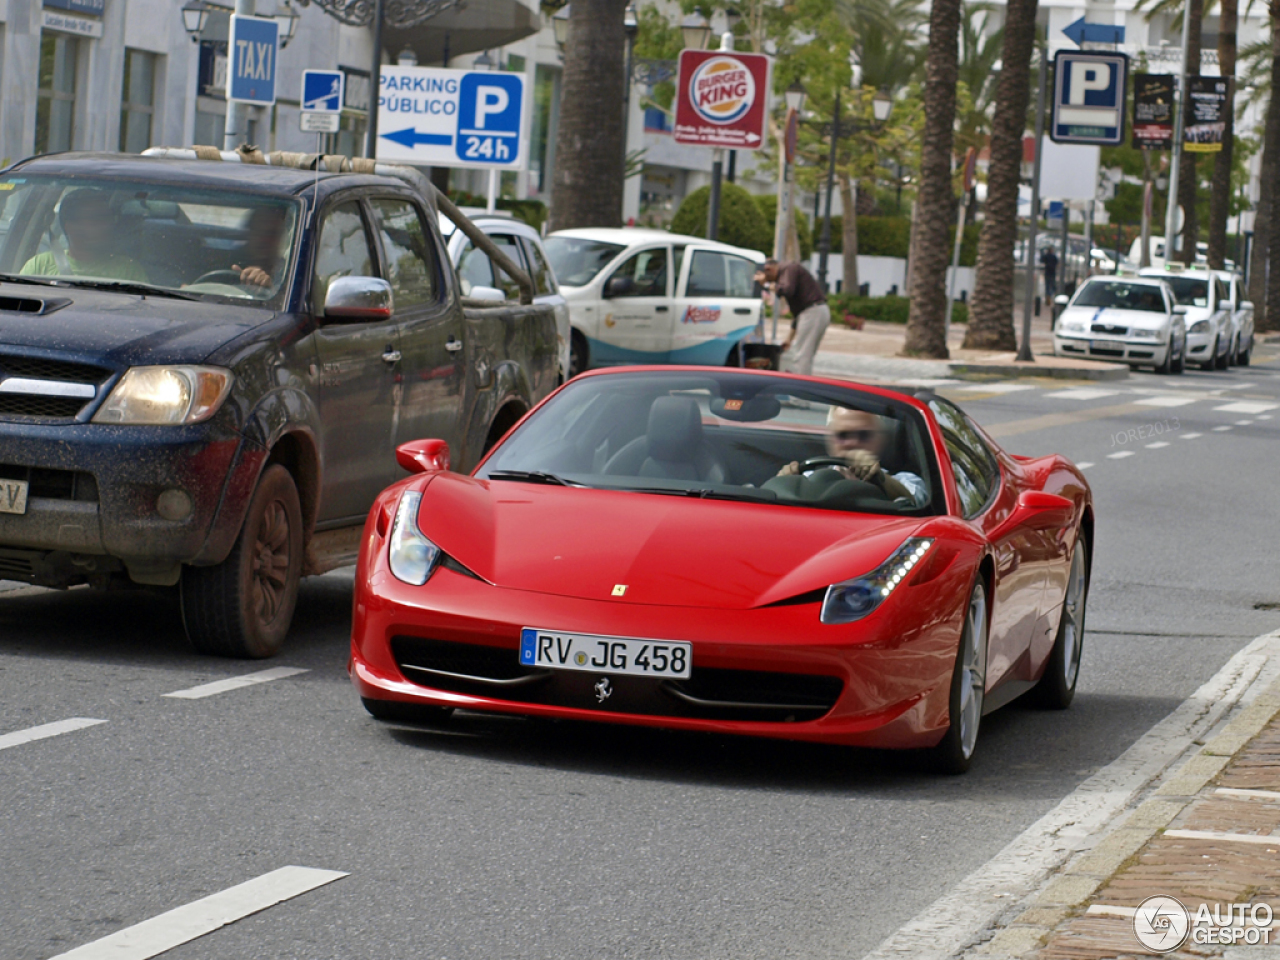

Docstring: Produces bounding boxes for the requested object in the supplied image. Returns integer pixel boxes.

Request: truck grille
[0,354,112,421]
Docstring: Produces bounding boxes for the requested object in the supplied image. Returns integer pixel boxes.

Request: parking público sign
[673,50,772,149]
[375,65,527,169]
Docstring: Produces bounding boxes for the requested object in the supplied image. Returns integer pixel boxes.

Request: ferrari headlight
[821,537,934,625]
[388,490,441,586]
[93,365,232,425]
[1189,320,1210,334]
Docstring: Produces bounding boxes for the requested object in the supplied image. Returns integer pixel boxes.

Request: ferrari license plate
[0,478,28,515]
[519,628,692,679]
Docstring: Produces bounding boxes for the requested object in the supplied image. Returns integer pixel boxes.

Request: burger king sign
[674,49,772,149]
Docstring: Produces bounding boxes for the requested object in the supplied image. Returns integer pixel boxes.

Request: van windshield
[544,237,625,287]
[0,174,300,307]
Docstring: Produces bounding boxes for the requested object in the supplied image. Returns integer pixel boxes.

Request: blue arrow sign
[1062,17,1126,46]
[381,128,454,149]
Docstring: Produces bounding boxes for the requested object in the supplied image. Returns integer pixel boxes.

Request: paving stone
[1123,800,1186,830]
[1036,875,1104,907]
[1070,829,1158,877]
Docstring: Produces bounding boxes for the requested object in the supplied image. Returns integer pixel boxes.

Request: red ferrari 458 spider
[350,368,1092,773]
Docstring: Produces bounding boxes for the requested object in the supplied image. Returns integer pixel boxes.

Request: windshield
[0,174,301,307]
[1156,275,1211,307]
[1072,281,1167,313]
[477,371,942,517]
[544,237,625,287]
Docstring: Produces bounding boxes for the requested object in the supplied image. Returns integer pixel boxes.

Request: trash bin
[743,343,783,370]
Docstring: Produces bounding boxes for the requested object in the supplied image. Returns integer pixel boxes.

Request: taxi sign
[375,65,526,169]
[1051,50,1129,146]
[673,50,772,149]
[226,15,278,106]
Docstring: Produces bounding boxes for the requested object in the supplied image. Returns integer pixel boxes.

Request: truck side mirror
[1172,304,1188,315]
[323,276,393,321]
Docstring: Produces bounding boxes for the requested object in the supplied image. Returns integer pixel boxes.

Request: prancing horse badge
[611,584,628,596]
[594,678,613,702]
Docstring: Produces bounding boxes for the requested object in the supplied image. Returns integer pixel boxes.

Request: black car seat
[603,396,727,482]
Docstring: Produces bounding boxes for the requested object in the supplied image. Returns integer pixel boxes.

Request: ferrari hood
[416,473,929,610]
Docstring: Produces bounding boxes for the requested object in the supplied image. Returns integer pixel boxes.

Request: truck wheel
[569,330,588,378]
[181,465,303,659]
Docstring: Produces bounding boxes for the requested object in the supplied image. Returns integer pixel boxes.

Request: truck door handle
[445,338,464,353]
[655,305,669,312]
[381,349,401,364]
[734,307,752,315]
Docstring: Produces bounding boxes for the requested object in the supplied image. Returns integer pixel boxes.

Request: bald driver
[777,407,927,506]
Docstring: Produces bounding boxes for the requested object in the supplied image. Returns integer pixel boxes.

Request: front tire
[1215,335,1230,370]
[1155,337,1174,375]
[1239,337,1252,366]
[1171,339,1185,374]
[928,579,989,775]
[181,464,303,658]
[1030,533,1089,709]
[569,330,588,378]
[1200,337,1219,371]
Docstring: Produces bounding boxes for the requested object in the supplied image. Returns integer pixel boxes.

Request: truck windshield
[0,175,300,307]
[543,237,625,287]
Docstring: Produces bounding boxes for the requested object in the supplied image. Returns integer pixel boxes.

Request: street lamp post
[817,89,890,294]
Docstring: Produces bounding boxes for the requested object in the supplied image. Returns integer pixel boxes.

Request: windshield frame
[0,173,304,310]
[476,370,945,518]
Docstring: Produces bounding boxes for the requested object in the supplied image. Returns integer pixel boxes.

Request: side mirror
[1242,300,1254,311]
[603,275,633,298]
[324,276,393,321]
[1172,304,1188,315]
[396,438,450,474]
[1001,490,1075,534]
[1054,295,1069,306]
[466,284,506,301]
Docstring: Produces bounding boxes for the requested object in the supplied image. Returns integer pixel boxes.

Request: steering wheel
[192,269,245,285]
[798,456,850,474]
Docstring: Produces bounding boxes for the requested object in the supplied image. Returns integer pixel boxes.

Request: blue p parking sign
[1051,51,1129,146]
[456,73,523,165]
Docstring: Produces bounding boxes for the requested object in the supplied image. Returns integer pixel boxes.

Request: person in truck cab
[231,204,289,288]
[20,189,148,282]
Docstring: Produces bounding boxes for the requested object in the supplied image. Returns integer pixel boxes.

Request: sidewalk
[809,316,1130,383]
[966,633,1280,960]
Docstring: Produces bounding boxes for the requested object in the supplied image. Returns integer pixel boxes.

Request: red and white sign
[673,49,772,149]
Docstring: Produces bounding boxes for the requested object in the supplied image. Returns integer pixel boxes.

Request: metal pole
[943,199,966,342]
[223,0,256,150]
[1061,202,1070,299]
[364,0,385,158]
[1018,48,1048,362]
[707,149,723,241]
[817,89,840,292]
[1164,0,1192,260]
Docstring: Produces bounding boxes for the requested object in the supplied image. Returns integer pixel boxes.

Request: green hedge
[670,183,773,254]
[828,294,969,326]
[782,215,980,266]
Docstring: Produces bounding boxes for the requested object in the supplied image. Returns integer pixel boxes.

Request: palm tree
[1208,0,1239,268]
[903,0,962,358]
[1264,0,1280,330]
[549,0,628,230]
[1178,0,1204,264]
[963,0,1039,350]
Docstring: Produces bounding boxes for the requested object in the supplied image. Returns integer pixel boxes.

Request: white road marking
[1213,425,1234,432]
[1145,442,1170,449]
[1076,462,1094,470]
[1044,388,1120,401]
[163,667,308,700]
[1180,432,1203,439]
[1107,451,1136,459]
[955,383,1037,394]
[1236,420,1255,426]
[0,718,106,752]
[1213,401,1278,414]
[1086,905,1137,919]
[855,630,1280,960]
[1163,829,1280,846]
[1135,395,1199,408]
[1216,787,1280,802]
[1259,414,1273,421]
[47,866,348,960]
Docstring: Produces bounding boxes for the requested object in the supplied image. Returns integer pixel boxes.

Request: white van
[544,228,770,375]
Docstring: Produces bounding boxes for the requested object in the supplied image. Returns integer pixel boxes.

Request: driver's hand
[777,461,801,477]
[233,265,272,288]
[841,449,883,484]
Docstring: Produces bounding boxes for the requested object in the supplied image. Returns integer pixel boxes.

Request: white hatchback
[544,227,769,375]
[1138,266,1232,370]
[1053,276,1187,373]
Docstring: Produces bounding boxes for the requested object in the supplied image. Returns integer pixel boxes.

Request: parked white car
[439,211,572,382]
[1214,270,1255,366]
[544,227,769,375]
[1138,266,1232,370]
[1053,276,1187,373]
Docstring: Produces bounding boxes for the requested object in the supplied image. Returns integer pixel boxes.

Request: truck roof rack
[142,145,535,304]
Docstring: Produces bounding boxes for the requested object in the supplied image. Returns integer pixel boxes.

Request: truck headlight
[388,491,441,586]
[93,366,232,425]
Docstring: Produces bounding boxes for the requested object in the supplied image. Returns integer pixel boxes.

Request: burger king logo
[689,56,756,125]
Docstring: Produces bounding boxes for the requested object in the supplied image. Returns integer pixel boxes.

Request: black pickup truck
[0,151,558,657]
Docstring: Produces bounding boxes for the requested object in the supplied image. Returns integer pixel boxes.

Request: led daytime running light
[821,537,934,624]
